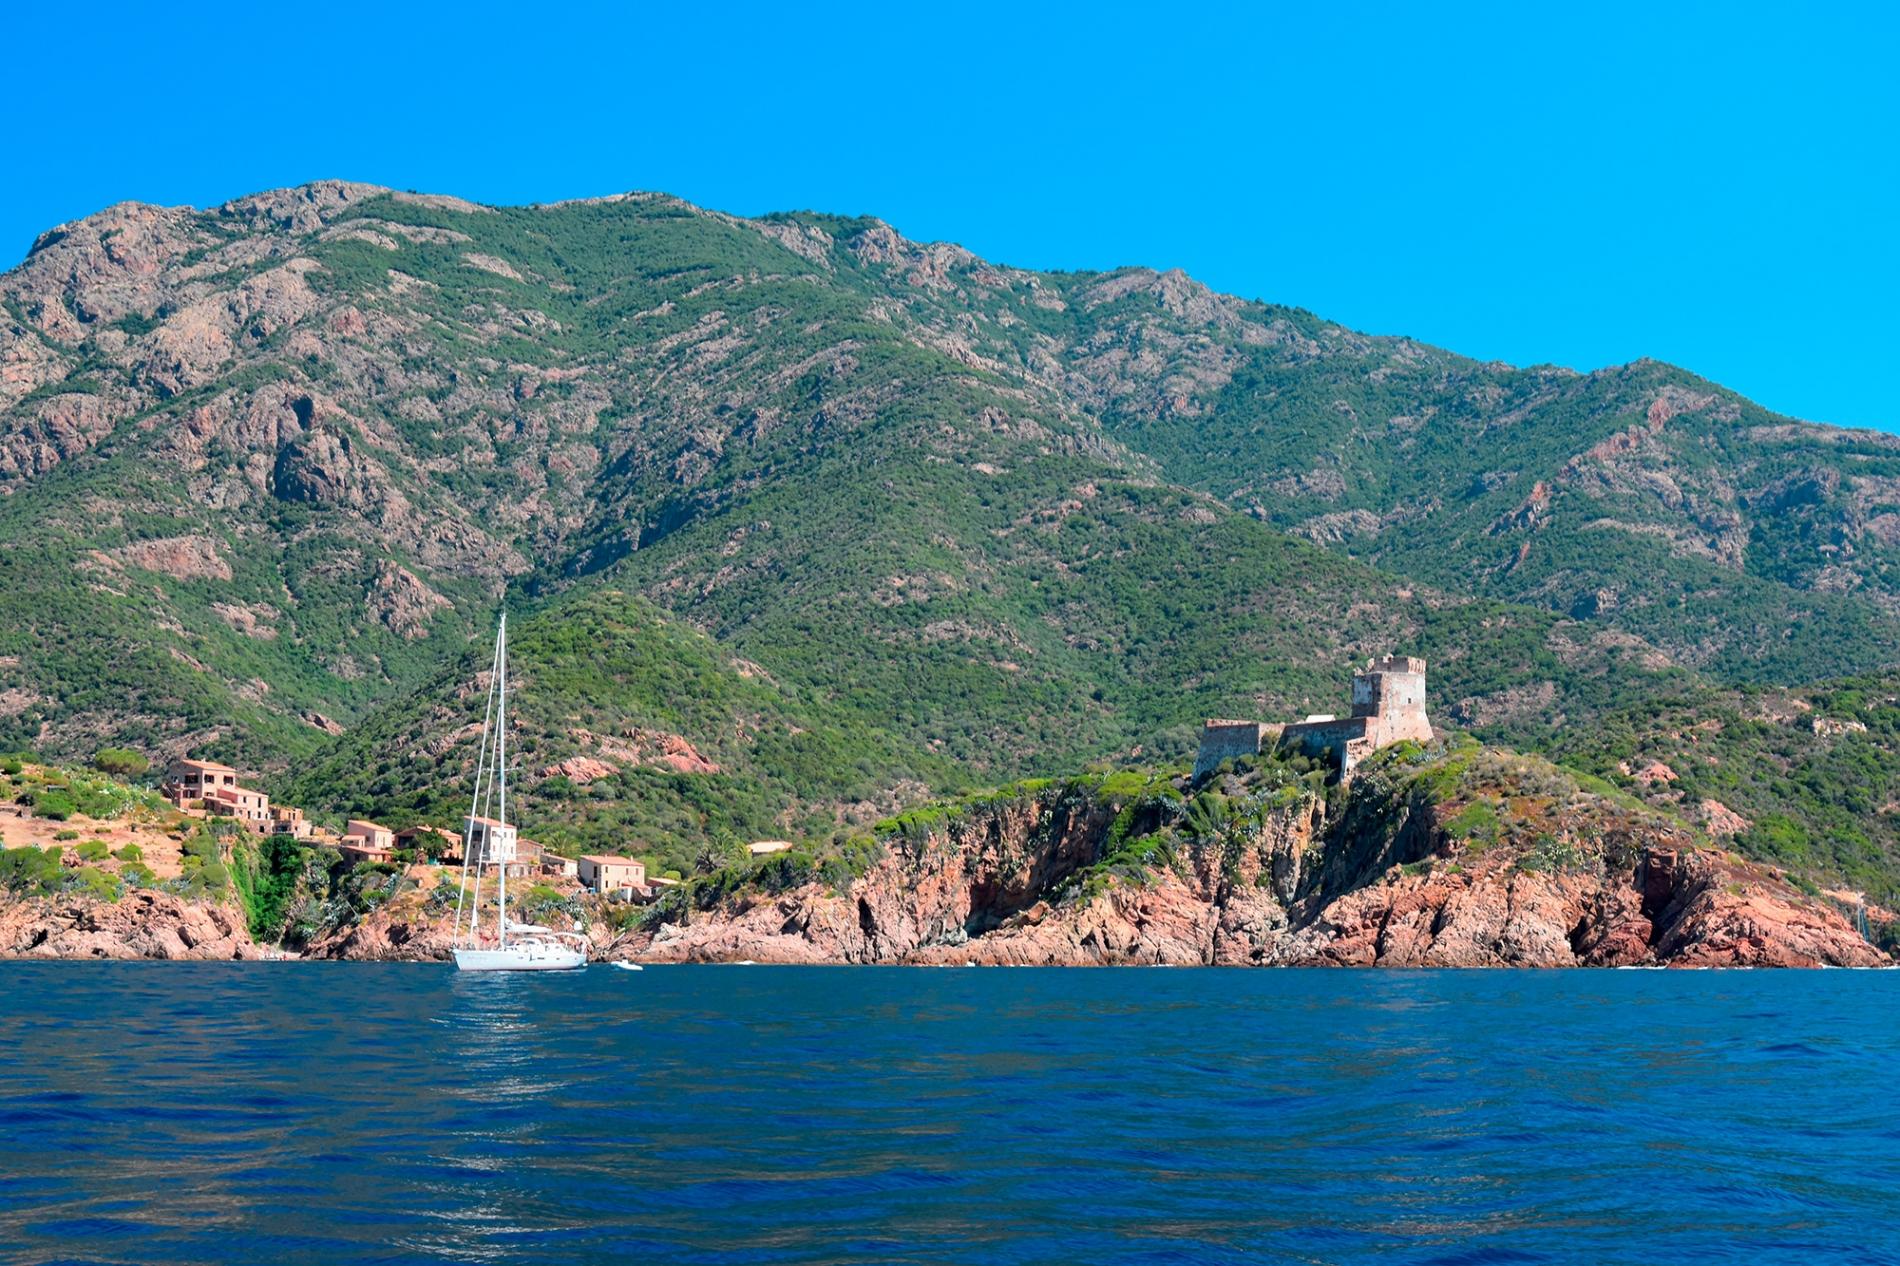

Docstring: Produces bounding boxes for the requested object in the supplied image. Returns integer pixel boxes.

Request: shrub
[70,866,121,902]
[121,862,157,887]
[520,883,580,922]
[115,843,143,863]
[31,791,76,821]
[0,757,20,777]
[54,829,80,842]
[0,845,61,894]
[76,840,110,862]
[425,877,463,914]
[93,748,150,779]
[180,833,222,866]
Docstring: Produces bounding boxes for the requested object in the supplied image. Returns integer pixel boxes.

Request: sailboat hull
[452,946,587,972]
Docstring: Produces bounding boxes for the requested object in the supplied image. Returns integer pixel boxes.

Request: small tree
[0,845,61,895]
[93,748,150,779]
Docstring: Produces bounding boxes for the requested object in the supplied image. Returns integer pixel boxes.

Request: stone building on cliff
[1193,655,1434,780]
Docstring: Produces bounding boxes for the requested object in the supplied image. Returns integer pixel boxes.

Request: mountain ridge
[4,179,1898,899]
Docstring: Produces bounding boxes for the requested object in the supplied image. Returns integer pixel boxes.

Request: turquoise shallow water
[0,964,1895,1265]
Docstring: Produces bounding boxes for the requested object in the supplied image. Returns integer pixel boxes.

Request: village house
[395,825,460,861]
[160,758,281,832]
[1194,655,1435,780]
[465,814,516,862]
[578,855,647,896]
[463,815,534,877]
[269,805,312,840]
[159,758,241,809]
[338,818,395,866]
[541,854,579,879]
[205,784,273,831]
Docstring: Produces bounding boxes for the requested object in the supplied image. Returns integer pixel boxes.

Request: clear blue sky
[8,1,1896,428]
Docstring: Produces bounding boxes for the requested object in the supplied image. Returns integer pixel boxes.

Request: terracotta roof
[174,758,237,773]
[466,815,511,828]
[580,854,642,866]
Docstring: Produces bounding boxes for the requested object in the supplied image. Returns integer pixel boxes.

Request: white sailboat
[451,614,588,972]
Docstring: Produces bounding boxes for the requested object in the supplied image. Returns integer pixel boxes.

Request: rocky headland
[624,742,1889,969]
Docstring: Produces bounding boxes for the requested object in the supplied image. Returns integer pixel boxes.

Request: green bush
[180,833,222,866]
[121,861,157,887]
[0,757,20,777]
[520,883,580,922]
[115,843,143,862]
[93,748,150,779]
[31,791,76,821]
[70,865,121,902]
[76,839,110,862]
[0,845,61,894]
[54,829,80,841]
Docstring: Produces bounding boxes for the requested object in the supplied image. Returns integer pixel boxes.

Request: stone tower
[1351,655,1433,745]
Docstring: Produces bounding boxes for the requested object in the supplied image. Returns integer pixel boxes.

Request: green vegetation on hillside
[1551,675,1900,903]
[4,182,1900,901]
[284,589,955,879]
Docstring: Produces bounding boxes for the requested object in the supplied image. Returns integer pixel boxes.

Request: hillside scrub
[5,183,1900,902]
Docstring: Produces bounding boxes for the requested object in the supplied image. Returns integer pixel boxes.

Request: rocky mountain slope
[1549,671,1900,903]
[283,587,955,868]
[631,742,1890,968]
[4,181,1900,899]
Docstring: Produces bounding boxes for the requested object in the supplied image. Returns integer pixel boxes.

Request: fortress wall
[1280,716,1373,769]
[1193,721,1271,779]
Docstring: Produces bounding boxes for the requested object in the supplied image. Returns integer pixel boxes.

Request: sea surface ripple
[0,964,1895,1265]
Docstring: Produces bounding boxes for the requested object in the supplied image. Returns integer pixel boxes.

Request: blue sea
[0,965,1895,1265]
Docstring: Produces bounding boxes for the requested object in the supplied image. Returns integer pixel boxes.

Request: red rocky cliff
[626,745,1887,969]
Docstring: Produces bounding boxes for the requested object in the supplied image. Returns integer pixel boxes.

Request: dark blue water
[0,966,1895,1265]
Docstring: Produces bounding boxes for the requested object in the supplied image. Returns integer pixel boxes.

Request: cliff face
[631,746,1888,968]
[0,889,260,959]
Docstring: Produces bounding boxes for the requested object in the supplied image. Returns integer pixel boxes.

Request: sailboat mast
[455,620,505,947]
[497,613,509,951]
